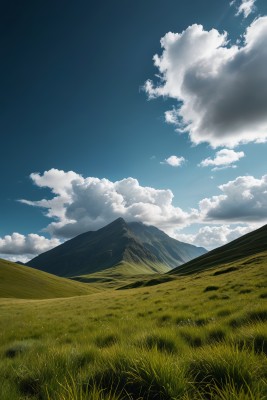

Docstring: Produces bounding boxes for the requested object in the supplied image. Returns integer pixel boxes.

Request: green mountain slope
[28,218,206,277]
[171,223,267,275]
[0,258,96,299]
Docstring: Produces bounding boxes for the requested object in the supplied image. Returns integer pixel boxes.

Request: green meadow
[0,252,267,399]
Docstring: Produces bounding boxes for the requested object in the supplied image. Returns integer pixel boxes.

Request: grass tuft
[141,333,177,354]
[179,329,203,348]
[95,334,119,348]
[4,341,33,358]
[207,328,226,344]
[229,308,267,328]
[213,266,238,276]
[204,286,219,292]
[217,308,231,317]
[186,344,267,396]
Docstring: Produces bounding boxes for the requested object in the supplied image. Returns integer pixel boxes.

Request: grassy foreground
[0,253,267,399]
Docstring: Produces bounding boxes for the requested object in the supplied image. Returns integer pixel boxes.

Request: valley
[0,222,266,399]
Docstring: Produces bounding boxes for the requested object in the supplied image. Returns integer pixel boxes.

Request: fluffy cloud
[161,155,185,167]
[175,224,253,249]
[200,174,267,222]
[144,17,267,148]
[20,169,198,238]
[20,168,84,222]
[231,0,256,18]
[18,169,267,252]
[199,149,245,170]
[0,233,60,259]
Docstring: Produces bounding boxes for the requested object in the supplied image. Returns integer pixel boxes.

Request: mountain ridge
[171,223,267,275]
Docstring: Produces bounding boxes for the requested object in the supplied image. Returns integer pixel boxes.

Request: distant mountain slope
[128,221,206,267]
[28,218,206,277]
[171,224,267,275]
[0,258,95,299]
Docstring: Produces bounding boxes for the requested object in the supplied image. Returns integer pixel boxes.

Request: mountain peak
[110,217,127,226]
[28,218,207,277]
[97,217,128,235]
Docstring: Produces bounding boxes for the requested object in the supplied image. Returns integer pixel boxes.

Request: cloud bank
[145,16,267,148]
[16,168,267,253]
[175,224,252,250]
[20,169,197,239]
[1,168,264,259]
[200,174,267,222]
[0,233,60,259]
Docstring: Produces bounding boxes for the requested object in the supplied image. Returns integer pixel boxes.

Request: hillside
[1,244,266,399]
[0,258,96,299]
[28,218,206,277]
[171,223,267,275]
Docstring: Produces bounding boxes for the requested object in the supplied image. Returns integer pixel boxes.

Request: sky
[1,0,267,262]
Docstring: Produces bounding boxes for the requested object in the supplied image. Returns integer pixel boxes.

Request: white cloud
[20,169,198,238]
[231,0,256,18]
[199,148,245,170]
[0,233,61,261]
[20,168,84,222]
[175,224,253,250]
[200,174,267,222]
[144,17,267,148]
[161,155,185,167]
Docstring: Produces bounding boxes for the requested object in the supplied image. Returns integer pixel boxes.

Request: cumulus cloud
[0,233,61,261]
[231,0,256,18]
[175,224,253,249]
[199,149,245,170]
[144,17,267,148]
[200,174,267,222]
[20,168,84,222]
[20,169,198,238]
[18,169,267,253]
[161,155,185,167]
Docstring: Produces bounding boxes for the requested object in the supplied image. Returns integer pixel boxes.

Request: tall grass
[0,254,266,399]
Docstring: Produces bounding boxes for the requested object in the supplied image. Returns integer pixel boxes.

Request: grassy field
[71,261,169,290]
[0,252,266,399]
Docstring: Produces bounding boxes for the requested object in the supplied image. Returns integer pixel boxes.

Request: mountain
[28,218,206,277]
[171,223,267,275]
[0,258,96,299]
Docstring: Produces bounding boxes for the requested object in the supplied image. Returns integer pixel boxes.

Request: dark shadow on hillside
[117,275,176,290]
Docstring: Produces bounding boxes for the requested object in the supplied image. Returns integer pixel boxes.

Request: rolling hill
[171,223,267,275]
[28,218,206,277]
[1,238,266,400]
[0,258,96,299]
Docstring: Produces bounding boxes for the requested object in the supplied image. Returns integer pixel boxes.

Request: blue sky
[1,0,267,261]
